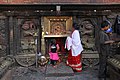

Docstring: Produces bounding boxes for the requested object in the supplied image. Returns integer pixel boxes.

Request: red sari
[66,50,82,72]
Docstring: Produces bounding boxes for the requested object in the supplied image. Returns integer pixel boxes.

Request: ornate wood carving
[44,16,72,35]
[77,17,99,67]
[0,16,7,57]
[14,17,40,67]
[50,21,66,35]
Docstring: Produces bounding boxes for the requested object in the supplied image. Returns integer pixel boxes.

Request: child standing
[49,39,60,67]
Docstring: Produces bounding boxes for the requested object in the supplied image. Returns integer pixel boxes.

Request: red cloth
[56,38,66,53]
[66,50,82,72]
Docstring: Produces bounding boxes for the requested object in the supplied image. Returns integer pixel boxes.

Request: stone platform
[45,62,74,77]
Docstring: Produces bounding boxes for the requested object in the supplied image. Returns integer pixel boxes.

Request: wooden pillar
[5,17,10,55]
[8,16,14,55]
[13,17,17,55]
[38,17,41,53]
[95,16,103,53]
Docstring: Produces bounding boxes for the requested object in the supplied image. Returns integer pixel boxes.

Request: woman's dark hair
[73,23,79,30]
[101,20,110,28]
[50,39,56,44]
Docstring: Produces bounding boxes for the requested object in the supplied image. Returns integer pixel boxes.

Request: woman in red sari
[65,23,83,72]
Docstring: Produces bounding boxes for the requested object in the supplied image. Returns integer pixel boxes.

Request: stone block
[45,62,74,77]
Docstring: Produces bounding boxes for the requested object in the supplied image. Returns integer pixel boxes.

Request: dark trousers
[50,59,57,65]
[99,54,107,78]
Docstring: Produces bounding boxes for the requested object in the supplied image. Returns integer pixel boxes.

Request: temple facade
[0,1,120,78]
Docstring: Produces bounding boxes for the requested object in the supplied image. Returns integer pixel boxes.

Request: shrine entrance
[42,16,100,66]
[43,16,72,59]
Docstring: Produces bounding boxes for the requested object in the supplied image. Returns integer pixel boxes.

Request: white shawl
[65,30,83,56]
[65,36,72,50]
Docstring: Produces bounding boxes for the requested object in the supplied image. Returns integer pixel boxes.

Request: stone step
[1,70,12,80]
[45,62,74,77]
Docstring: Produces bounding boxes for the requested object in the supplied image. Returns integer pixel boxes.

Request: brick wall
[0,0,120,4]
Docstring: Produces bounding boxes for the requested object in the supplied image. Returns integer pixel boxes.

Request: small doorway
[42,16,72,59]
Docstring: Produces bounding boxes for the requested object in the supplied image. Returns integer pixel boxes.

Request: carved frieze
[44,16,72,36]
